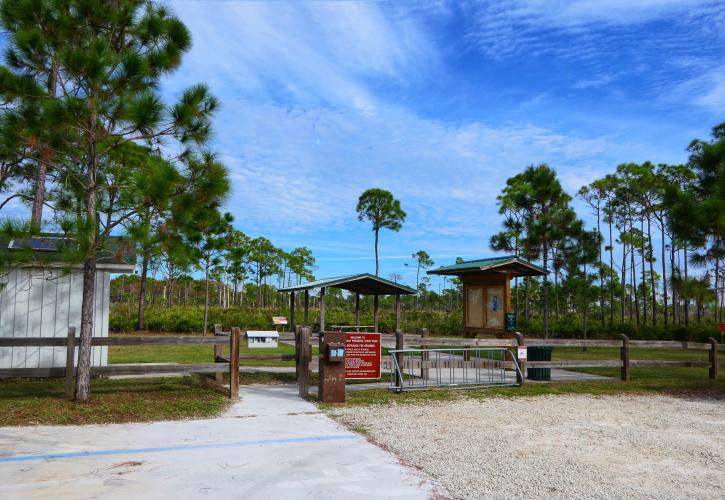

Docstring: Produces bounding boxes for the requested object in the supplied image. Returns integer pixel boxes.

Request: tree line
[491,124,724,338]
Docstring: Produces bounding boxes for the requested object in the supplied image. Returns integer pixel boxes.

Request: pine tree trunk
[524,277,530,321]
[543,241,549,339]
[137,252,149,330]
[374,228,379,276]
[647,216,656,327]
[631,242,639,326]
[597,212,604,327]
[640,218,647,326]
[609,217,615,327]
[684,245,689,326]
[75,148,98,402]
[661,222,668,328]
[31,161,46,227]
[203,261,210,335]
[671,239,678,325]
[621,244,627,324]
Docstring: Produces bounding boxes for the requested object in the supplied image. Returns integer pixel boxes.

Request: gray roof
[428,255,547,277]
[279,273,416,295]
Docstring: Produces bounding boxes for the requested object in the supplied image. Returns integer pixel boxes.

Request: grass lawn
[0,376,229,427]
[337,368,725,407]
[551,346,710,362]
[109,334,318,367]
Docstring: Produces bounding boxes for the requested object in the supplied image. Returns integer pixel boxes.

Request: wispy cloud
[169,1,435,112]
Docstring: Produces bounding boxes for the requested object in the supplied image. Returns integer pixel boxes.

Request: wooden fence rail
[2,329,720,397]
[0,328,242,399]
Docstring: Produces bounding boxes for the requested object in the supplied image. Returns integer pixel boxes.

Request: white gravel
[331,395,725,499]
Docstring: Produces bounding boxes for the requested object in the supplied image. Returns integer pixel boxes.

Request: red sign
[720,323,725,333]
[345,332,381,379]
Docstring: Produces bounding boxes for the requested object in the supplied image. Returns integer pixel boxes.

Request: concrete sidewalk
[0,385,434,500]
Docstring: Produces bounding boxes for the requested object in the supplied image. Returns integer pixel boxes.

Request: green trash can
[527,346,553,381]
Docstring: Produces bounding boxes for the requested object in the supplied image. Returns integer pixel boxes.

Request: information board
[505,312,517,332]
[344,332,381,380]
[272,316,288,325]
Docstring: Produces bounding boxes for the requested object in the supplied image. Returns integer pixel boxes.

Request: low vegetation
[0,377,229,427]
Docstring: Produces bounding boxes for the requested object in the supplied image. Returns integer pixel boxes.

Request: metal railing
[388,348,523,392]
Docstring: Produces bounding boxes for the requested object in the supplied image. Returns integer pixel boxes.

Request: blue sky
[167,2,719,287]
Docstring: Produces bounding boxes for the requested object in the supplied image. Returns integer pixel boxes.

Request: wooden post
[213,324,223,384]
[355,293,360,327]
[298,327,311,398]
[395,328,404,388]
[290,291,296,333]
[229,327,240,398]
[620,334,631,382]
[395,294,401,332]
[64,327,76,399]
[304,290,309,327]
[513,331,525,386]
[708,337,718,380]
[420,328,429,380]
[319,287,326,332]
[373,294,379,332]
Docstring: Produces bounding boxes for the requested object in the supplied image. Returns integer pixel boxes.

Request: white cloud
[169,1,435,112]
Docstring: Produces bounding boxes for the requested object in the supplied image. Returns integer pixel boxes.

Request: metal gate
[389,348,522,392]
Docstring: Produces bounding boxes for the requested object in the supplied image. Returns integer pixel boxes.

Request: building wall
[0,267,110,368]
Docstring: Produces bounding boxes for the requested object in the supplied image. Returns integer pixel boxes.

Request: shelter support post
[355,293,360,326]
[395,294,401,331]
[290,291,296,333]
[319,287,326,332]
[303,290,309,327]
[373,294,379,332]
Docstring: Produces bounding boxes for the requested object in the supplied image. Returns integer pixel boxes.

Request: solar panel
[7,237,72,252]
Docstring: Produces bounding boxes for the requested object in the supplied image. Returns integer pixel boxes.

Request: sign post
[344,332,381,380]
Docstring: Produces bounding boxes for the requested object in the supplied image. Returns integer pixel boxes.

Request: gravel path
[331,395,725,499]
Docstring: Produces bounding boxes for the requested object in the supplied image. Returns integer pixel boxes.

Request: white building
[246,331,279,348]
[0,236,135,369]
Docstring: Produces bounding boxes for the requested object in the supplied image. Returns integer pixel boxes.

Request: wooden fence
[291,329,722,389]
[1,327,722,401]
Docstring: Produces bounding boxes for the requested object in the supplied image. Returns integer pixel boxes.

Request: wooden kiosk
[428,256,547,338]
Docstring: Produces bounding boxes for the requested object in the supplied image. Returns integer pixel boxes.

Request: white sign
[517,347,528,360]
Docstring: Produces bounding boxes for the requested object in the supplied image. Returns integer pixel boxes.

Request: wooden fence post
[65,327,76,399]
[620,334,631,382]
[395,329,404,388]
[513,331,525,386]
[419,328,429,380]
[229,327,240,399]
[213,324,223,384]
[298,327,311,398]
[708,337,718,380]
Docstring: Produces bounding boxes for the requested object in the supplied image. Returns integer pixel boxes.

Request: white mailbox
[246,331,279,349]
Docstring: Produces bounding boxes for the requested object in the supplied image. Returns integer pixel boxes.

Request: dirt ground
[331,394,725,499]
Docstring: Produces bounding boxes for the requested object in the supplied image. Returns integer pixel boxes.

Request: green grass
[337,368,724,407]
[0,377,229,426]
[109,334,318,368]
[551,346,709,362]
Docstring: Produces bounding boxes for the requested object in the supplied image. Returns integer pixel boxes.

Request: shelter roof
[427,255,547,277]
[279,273,416,295]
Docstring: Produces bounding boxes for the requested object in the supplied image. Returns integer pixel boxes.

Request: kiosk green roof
[279,273,416,296]
[427,255,547,277]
